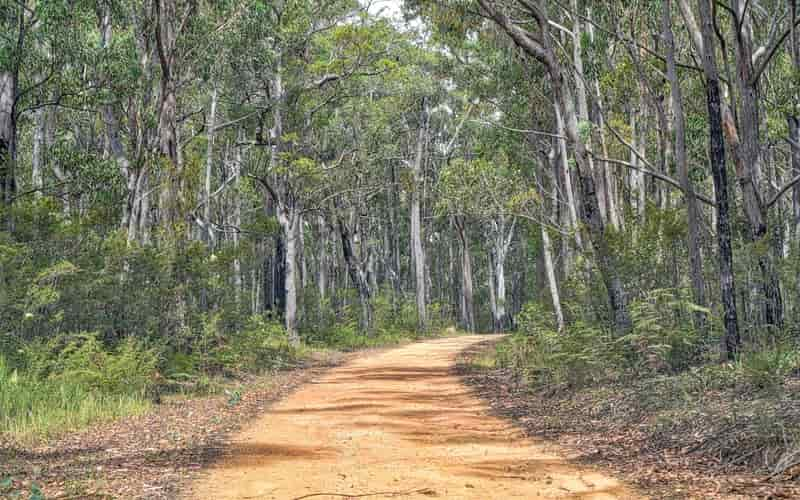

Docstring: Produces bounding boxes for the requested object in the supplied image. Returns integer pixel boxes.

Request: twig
[290,487,436,500]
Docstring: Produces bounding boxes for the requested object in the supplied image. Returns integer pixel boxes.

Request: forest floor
[188,335,637,499]
[0,351,351,499]
[456,339,800,500]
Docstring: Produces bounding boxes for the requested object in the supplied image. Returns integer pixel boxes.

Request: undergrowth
[0,355,149,443]
[480,290,800,474]
[0,297,438,442]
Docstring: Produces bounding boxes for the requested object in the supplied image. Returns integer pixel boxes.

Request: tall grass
[0,356,149,443]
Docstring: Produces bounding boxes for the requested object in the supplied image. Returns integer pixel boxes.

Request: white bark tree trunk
[32,109,46,196]
[455,217,475,332]
[411,104,428,331]
[487,253,497,330]
[490,216,515,331]
[317,215,328,305]
[203,85,218,246]
[541,225,565,332]
[555,103,582,253]
[280,209,300,345]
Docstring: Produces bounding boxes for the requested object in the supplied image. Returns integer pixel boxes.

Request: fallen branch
[290,488,437,500]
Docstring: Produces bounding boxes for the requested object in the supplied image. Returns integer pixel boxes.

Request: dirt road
[190,335,638,499]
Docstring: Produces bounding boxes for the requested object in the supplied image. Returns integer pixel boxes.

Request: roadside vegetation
[5,0,800,497]
[462,293,800,495]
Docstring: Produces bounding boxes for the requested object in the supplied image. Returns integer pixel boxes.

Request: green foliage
[736,344,800,391]
[23,332,159,396]
[204,315,300,374]
[0,477,44,500]
[624,289,707,373]
[0,354,149,442]
[504,303,621,388]
[506,290,711,389]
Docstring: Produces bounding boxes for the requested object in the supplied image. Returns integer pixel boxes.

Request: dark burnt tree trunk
[698,0,740,359]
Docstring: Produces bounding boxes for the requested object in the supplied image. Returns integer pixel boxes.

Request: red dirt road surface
[190,335,639,499]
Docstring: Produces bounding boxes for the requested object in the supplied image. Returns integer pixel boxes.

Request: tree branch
[766,175,800,209]
[593,154,715,206]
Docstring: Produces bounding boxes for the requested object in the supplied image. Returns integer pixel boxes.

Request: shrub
[624,289,706,373]
[206,315,299,374]
[508,292,708,389]
[736,344,800,391]
[21,332,159,396]
[508,302,623,388]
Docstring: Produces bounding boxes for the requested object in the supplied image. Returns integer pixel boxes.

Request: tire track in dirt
[189,335,639,499]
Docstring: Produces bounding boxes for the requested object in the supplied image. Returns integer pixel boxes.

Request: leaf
[686,303,711,315]
[29,483,44,500]
[0,477,12,490]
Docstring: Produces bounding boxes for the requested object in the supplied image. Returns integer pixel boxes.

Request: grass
[0,358,149,443]
[0,323,449,443]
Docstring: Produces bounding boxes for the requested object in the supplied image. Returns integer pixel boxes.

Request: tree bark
[317,215,328,307]
[233,133,244,308]
[554,102,583,257]
[32,108,46,196]
[490,215,515,331]
[411,103,428,332]
[454,216,475,332]
[337,214,373,334]
[279,209,300,345]
[155,0,184,233]
[696,0,740,359]
[663,0,707,331]
[0,70,17,226]
[487,251,497,330]
[203,85,218,246]
[541,224,565,332]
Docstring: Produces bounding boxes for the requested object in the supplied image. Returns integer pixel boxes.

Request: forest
[3,0,800,498]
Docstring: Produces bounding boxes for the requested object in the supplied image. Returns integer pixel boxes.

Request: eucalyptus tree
[438,150,526,331]
[1,0,98,225]
[232,0,402,342]
[412,0,633,332]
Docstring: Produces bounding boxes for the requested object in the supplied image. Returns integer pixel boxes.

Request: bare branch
[766,175,800,209]
[593,154,715,206]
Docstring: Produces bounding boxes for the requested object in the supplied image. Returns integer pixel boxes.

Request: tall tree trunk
[630,91,647,222]
[337,215,373,334]
[697,0,740,359]
[155,0,190,339]
[411,103,428,332]
[790,0,800,252]
[554,103,582,258]
[232,136,243,308]
[279,209,300,345]
[98,5,140,243]
[155,0,184,233]
[0,70,17,227]
[454,216,475,332]
[541,148,566,331]
[488,251,497,331]
[386,162,402,301]
[317,215,328,307]
[490,216,515,331]
[789,117,800,244]
[722,0,783,328]
[203,85,218,246]
[663,0,707,331]
[571,2,608,224]
[32,108,46,196]
[593,78,621,230]
[541,224,564,332]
